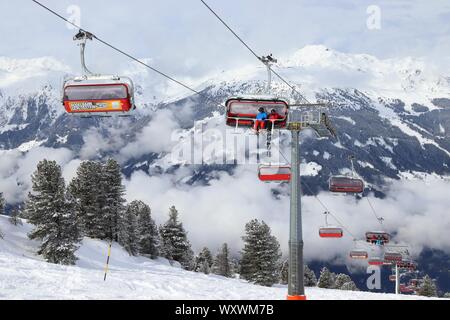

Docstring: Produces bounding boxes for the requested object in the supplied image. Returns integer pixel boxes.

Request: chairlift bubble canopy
[63,76,135,115]
[258,164,291,182]
[368,257,384,266]
[384,251,403,262]
[397,260,416,270]
[225,96,289,128]
[319,226,343,238]
[365,231,390,245]
[349,249,369,260]
[329,176,364,193]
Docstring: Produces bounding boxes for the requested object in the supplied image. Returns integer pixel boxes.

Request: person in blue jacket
[253,107,267,134]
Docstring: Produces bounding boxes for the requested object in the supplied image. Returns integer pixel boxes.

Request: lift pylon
[286,103,336,300]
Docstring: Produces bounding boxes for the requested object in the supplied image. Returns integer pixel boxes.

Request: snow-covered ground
[0,215,441,300]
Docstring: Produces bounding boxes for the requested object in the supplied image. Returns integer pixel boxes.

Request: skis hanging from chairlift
[319,211,343,238]
[62,30,136,117]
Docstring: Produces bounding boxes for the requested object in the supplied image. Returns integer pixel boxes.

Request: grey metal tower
[286,104,336,300]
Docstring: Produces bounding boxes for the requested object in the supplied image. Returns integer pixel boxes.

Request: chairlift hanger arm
[32,0,219,105]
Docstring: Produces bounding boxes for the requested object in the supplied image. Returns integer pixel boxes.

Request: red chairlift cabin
[63,76,135,115]
[329,176,364,194]
[397,260,416,271]
[225,97,289,129]
[258,164,291,182]
[384,251,403,263]
[368,257,384,266]
[319,226,343,238]
[365,231,390,245]
[349,249,369,260]
[399,284,415,294]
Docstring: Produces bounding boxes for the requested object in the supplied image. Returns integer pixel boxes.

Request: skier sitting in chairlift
[267,109,284,130]
[253,107,268,134]
[376,236,383,246]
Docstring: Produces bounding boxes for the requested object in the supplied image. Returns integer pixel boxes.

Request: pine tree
[334,273,358,291]
[340,281,359,291]
[304,265,318,287]
[334,273,352,289]
[212,243,233,277]
[279,261,316,287]
[159,206,194,270]
[317,267,336,289]
[230,257,240,277]
[69,161,105,238]
[118,203,139,256]
[131,200,159,259]
[417,275,438,297]
[443,292,450,298]
[195,247,214,274]
[279,259,289,285]
[9,207,23,226]
[240,219,281,287]
[102,159,126,241]
[26,160,81,265]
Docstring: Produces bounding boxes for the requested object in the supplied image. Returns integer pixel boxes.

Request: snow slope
[0,215,441,300]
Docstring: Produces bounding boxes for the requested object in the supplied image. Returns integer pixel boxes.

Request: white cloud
[119,109,180,160]
[1,143,448,266]
[123,163,450,263]
[0,147,73,204]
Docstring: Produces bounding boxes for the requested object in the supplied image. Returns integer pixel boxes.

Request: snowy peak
[277,45,449,104]
[0,56,71,89]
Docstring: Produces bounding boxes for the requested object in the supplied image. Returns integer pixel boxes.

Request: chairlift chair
[384,251,403,263]
[349,249,369,260]
[63,76,135,115]
[368,257,384,266]
[365,231,390,245]
[329,176,364,194]
[319,226,344,238]
[329,156,364,194]
[397,260,416,271]
[225,97,289,129]
[258,164,291,182]
[319,211,343,238]
[62,30,136,116]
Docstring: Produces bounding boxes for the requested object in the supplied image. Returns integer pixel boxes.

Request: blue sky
[1,0,450,78]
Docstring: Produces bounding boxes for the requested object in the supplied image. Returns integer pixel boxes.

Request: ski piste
[0,0,449,309]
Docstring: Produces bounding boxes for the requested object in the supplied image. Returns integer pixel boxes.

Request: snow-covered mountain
[1,46,449,293]
[0,215,441,300]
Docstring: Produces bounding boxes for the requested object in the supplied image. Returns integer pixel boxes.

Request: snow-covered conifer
[240,219,281,287]
[212,243,233,278]
[159,206,194,270]
[26,160,81,265]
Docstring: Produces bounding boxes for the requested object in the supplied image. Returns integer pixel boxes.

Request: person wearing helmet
[253,107,267,134]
